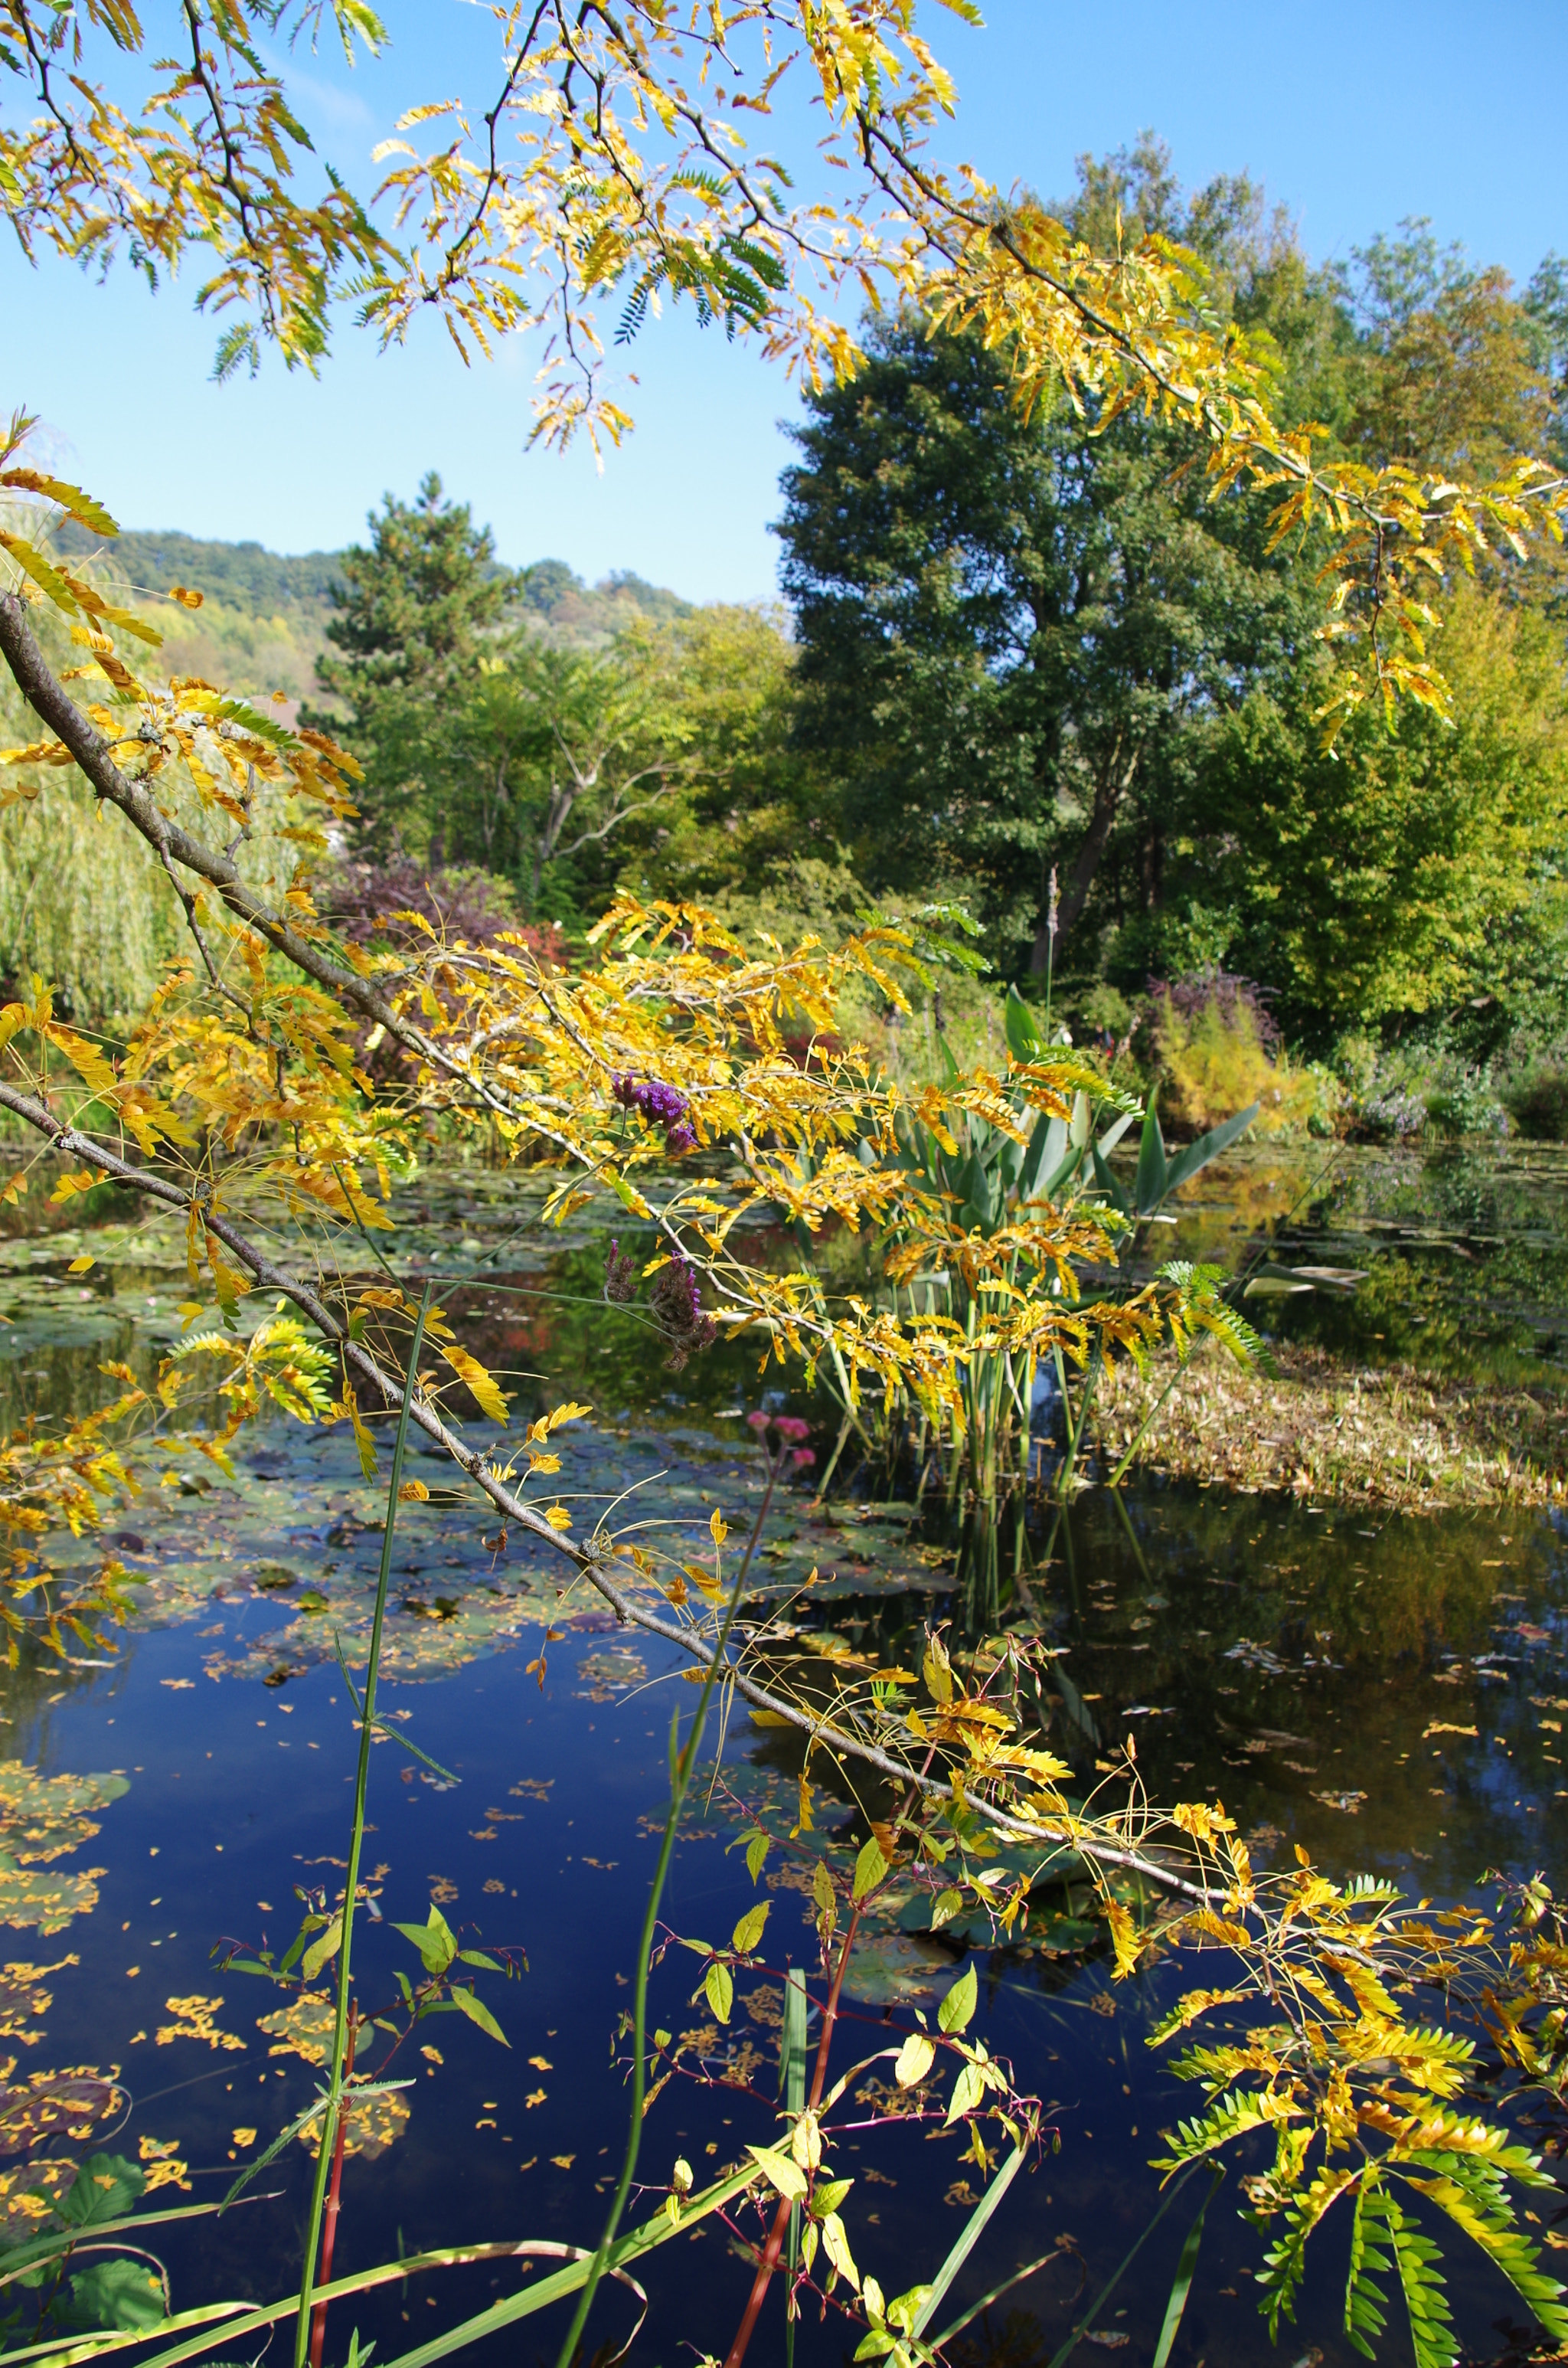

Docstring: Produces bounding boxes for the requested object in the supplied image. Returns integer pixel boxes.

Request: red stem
[722,1905,864,2368]
[309,2003,357,2368]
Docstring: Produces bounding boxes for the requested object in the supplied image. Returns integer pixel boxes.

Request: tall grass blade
[910,2144,1025,2338]
[1044,2166,1202,2368]
[295,1287,433,2368]
[1151,2167,1224,2368]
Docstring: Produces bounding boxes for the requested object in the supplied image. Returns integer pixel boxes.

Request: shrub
[1504,1062,1568,1141]
[1424,1071,1510,1138]
[1142,970,1322,1139]
[326,859,562,960]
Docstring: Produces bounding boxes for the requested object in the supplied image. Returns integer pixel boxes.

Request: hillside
[50,522,691,702]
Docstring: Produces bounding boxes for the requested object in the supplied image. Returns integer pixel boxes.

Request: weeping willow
[0,756,180,1026]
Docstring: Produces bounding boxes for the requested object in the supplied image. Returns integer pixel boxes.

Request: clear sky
[5,0,1563,600]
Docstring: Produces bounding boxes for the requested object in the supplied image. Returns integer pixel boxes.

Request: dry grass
[1096,1342,1568,1513]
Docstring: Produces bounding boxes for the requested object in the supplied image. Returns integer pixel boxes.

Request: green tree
[1189,583,1568,1042]
[308,473,511,859]
[612,605,825,904]
[776,301,1305,972]
[1341,220,1552,476]
[457,633,696,921]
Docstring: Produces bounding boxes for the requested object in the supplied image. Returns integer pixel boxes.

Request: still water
[2,1145,1566,2366]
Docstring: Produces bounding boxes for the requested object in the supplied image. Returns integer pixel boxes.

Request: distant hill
[54,522,343,616]
[50,521,691,701]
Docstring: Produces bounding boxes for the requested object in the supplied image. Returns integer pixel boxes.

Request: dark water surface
[4,1148,1567,2367]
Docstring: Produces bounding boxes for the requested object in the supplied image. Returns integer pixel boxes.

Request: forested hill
[48,519,689,700]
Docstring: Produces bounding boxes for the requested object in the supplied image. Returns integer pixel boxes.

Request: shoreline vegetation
[1097,1339,1568,1513]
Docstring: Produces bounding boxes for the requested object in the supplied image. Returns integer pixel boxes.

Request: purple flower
[612,1074,698,1156]
[603,1238,638,1305]
[649,1256,718,1372]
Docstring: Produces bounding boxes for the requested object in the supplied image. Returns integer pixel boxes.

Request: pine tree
[308,473,511,859]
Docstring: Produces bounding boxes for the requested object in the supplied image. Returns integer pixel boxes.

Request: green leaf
[1134,1098,1169,1218]
[812,2175,854,2218]
[393,1906,458,1977]
[731,1902,769,1954]
[64,2258,165,2331]
[1342,2173,1393,2359]
[945,2061,985,2124]
[1403,2156,1568,2343]
[1163,1103,1261,1195]
[457,1949,503,1971]
[1004,985,1044,1063]
[894,2031,935,2087]
[704,1959,733,2024]
[1152,2168,1221,2368]
[1383,2184,1457,2368]
[813,1860,837,1922]
[930,1887,964,1930]
[745,1829,769,1883]
[57,2154,144,2229]
[448,1985,509,2047]
[852,1836,887,1902]
[747,2141,806,2200]
[302,1912,344,1982]
[937,1962,976,2035]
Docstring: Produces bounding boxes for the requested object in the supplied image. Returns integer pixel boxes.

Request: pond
[2,1143,1566,2368]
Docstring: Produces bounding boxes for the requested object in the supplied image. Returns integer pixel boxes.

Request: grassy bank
[1096,1340,1568,1513]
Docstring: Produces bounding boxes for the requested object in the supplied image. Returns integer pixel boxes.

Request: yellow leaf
[442,1344,511,1425]
[47,1167,106,1206]
[544,1506,572,1531]
[709,1509,728,1547]
[67,1255,94,1275]
[398,1479,430,1502]
[1106,1898,1142,1980]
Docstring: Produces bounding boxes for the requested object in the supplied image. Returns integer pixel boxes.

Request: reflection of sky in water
[2,1147,1566,2362]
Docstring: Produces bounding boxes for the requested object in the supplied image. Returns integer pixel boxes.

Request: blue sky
[5,0,1563,600]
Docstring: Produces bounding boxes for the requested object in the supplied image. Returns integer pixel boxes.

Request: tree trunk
[1029,746,1138,972]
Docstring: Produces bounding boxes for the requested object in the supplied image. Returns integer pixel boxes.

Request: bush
[1504,1062,1568,1141]
[1424,1072,1510,1138]
[1142,971,1324,1139]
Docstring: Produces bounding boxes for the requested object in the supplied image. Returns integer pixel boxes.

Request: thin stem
[294,1288,433,2368]
[722,1901,866,2368]
[552,1443,786,2368]
[309,2003,357,2368]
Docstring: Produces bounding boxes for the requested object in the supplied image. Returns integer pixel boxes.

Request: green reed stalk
[551,1439,786,2368]
[295,1285,432,2368]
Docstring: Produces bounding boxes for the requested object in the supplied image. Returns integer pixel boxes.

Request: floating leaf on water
[0,1955,74,2043]
[155,1995,245,2052]
[0,2066,125,2164]
[576,1647,648,1700]
[293,2085,410,2161]
[258,1990,338,2066]
[0,1869,108,1937]
[64,2256,166,2331]
[0,2156,77,2240]
[0,1763,129,1869]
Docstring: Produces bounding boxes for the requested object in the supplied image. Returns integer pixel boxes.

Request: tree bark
[1029,743,1139,972]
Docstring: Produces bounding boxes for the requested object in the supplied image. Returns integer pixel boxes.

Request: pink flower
[773,1415,812,1443]
[746,1411,771,1433]
[790,1447,815,1470]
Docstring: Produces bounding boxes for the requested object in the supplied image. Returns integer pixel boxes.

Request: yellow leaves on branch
[2,0,1561,724]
